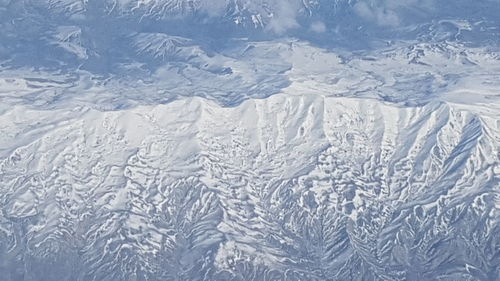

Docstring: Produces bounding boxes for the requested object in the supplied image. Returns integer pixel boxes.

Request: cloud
[310,21,326,33]
[198,0,228,18]
[266,0,301,34]
[353,1,400,27]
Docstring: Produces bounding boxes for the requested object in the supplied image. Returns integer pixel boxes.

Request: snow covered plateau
[0,1,499,280]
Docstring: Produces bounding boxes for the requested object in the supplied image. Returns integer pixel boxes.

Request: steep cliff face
[0,95,498,280]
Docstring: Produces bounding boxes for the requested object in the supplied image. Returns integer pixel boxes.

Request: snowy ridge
[1,0,499,79]
[1,40,499,110]
[0,95,498,280]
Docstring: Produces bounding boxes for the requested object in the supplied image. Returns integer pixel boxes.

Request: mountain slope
[0,95,498,280]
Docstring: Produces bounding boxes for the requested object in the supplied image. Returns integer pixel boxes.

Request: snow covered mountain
[1,0,499,74]
[0,1,499,281]
[1,94,499,280]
